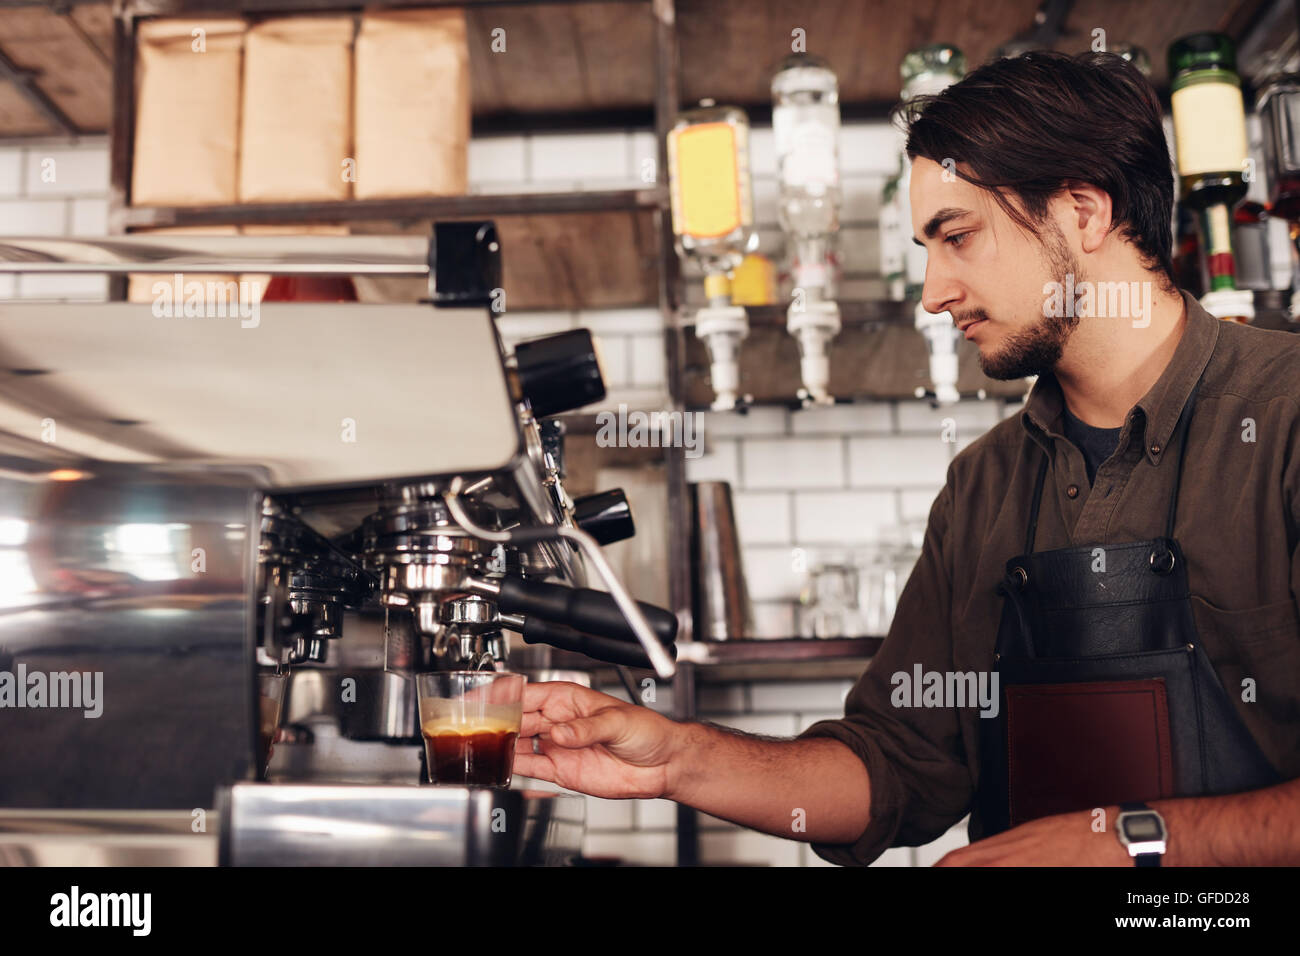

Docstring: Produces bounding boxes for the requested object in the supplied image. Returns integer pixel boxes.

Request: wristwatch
[1116,801,1167,867]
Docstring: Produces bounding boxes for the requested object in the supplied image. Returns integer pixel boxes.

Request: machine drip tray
[219,783,585,866]
[0,785,584,867]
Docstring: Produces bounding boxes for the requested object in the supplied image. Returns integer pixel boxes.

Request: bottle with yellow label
[667,99,758,287]
[668,100,758,410]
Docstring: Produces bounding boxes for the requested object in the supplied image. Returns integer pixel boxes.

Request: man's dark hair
[904,51,1176,291]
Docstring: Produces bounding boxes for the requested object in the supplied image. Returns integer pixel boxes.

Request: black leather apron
[976,377,1279,835]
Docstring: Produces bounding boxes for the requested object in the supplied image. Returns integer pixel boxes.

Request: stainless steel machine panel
[219,783,585,866]
[0,303,521,490]
[0,461,260,810]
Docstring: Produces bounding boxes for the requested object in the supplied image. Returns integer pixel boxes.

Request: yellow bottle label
[1171,81,1248,177]
[668,122,748,239]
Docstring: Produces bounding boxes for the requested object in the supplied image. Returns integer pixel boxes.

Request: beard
[961,223,1083,381]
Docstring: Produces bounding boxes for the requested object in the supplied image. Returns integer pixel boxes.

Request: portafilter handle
[444,478,676,678]
[502,615,677,670]
[471,577,677,646]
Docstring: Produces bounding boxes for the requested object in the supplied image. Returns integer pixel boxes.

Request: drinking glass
[256,670,288,781]
[416,671,527,787]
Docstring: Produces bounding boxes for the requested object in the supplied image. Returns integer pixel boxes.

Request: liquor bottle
[1172,201,1203,297]
[880,44,966,304]
[667,99,758,410]
[1169,33,1253,322]
[880,45,966,405]
[772,52,841,406]
[773,53,840,302]
[1258,74,1300,319]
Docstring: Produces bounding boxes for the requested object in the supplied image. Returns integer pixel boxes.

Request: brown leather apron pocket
[1006,679,1174,826]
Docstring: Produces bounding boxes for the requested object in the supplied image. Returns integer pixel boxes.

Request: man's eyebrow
[913,207,973,245]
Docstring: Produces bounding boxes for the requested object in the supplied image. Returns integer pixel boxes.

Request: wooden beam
[60,9,112,70]
[121,0,646,14]
[107,11,135,299]
[0,44,78,137]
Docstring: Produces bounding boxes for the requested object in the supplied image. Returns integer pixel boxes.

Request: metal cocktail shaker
[690,481,754,640]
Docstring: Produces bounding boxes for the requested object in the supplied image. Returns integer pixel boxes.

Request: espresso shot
[416,672,526,788]
[421,717,520,787]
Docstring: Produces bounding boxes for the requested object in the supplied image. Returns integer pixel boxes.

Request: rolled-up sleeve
[795,470,974,865]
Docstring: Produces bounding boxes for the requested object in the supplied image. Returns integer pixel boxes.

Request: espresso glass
[416,671,526,787]
[256,671,288,781]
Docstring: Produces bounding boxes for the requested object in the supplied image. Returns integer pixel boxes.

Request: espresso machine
[0,224,678,866]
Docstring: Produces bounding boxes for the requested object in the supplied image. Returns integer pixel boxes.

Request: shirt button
[1066,484,1079,498]
[1150,443,1161,455]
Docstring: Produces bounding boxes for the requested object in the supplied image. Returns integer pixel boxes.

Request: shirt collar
[1020,290,1219,467]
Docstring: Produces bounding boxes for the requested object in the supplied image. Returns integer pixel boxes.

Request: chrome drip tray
[220,783,585,866]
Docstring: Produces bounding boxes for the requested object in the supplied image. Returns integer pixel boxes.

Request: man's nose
[920,258,961,317]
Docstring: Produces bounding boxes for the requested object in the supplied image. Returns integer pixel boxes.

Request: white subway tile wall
[0,138,111,299]
[0,127,992,866]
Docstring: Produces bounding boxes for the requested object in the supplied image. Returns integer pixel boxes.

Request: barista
[514,51,1300,866]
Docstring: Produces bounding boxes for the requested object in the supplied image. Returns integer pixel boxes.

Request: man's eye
[944,232,971,248]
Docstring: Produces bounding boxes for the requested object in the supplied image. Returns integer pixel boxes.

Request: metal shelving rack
[105,0,716,864]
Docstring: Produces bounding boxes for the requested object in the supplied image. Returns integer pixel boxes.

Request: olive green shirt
[797,290,1300,866]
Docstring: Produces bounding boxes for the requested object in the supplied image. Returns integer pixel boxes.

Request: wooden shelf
[548,637,881,684]
[679,636,883,663]
[681,307,1032,406]
[119,187,666,230]
[116,190,667,312]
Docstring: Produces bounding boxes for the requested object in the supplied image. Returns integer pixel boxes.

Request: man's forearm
[1151,776,1300,865]
[665,721,872,844]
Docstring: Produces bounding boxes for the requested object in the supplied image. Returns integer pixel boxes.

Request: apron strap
[1164,379,1201,541]
[1025,448,1050,554]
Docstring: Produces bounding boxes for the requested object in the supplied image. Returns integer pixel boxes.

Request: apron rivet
[1009,566,1027,588]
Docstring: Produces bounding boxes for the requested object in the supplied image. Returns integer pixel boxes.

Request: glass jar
[799,552,861,639]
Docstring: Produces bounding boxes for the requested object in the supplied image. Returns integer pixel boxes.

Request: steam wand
[444,477,677,680]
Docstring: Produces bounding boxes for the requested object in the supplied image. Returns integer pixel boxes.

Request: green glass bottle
[1169,33,1249,212]
[1169,33,1250,306]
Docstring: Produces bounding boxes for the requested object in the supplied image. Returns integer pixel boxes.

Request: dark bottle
[1259,74,1300,223]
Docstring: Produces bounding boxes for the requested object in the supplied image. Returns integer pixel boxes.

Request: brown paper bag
[239,16,354,203]
[353,9,469,199]
[132,18,244,206]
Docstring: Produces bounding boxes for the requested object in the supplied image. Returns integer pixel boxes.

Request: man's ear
[1063,182,1113,255]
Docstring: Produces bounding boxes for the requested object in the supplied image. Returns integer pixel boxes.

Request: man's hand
[512,680,686,800]
[935,808,1131,866]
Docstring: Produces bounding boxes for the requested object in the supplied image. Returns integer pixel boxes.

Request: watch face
[1124,814,1162,841]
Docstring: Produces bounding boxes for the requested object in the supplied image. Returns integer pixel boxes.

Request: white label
[1172,82,1248,176]
[774,105,840,190]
